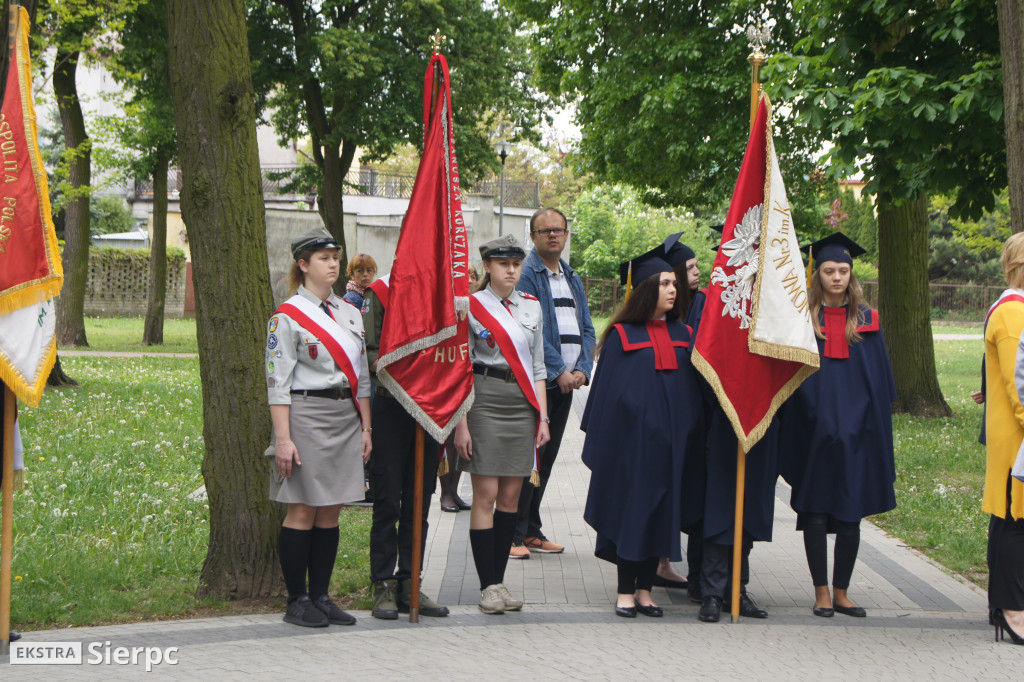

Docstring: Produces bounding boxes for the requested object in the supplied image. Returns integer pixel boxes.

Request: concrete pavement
[3,388,1014,680]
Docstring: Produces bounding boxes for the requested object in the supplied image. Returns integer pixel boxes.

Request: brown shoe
[509,542,531,559]
[524,536,564,553]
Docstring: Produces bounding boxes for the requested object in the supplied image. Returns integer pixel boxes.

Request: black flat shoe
[615,605,637,618]
[440,502,459,513]
[813,606,835,618]
[728,593,768,619]
[635,602,664,617]
[834,603,867,618]
[455,499,472,510]
[9,630,22,642]
[698,596,722,623]
[652,575,688,589]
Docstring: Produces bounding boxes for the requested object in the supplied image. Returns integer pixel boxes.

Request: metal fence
[131,166,540,208]
[583,277,1000,323]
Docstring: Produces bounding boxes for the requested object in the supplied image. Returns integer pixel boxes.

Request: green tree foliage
[507,0,825,232]
[837,189,878,261]
[569,184,715,281]
[766,1,1003,416]
[88,194,134,235]
[929,193,1008,284]
[246,0,545,273]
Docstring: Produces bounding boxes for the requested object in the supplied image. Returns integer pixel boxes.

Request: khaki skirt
[459,374,535,477]
[269,394,364,506]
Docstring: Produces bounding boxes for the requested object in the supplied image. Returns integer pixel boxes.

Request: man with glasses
[510,208,596,559]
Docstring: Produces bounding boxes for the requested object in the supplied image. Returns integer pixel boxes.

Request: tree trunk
[53,47,90,347]
[167,0,281,598]
[143,145,171,345]
[1000,0,1024,234]
[316,141,351,278]
[877,192,952,417]
[45,354,78,388]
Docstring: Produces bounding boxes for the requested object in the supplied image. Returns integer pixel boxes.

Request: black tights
[801,513,860,589]
[616,556,658,595]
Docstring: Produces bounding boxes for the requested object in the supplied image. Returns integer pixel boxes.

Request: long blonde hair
[809,266,866,344]
[1002,232,1024,289]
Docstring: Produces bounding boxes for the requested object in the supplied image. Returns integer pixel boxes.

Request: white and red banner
[375,53,473,442]
[692,94,819,451]
[0,7,62,407]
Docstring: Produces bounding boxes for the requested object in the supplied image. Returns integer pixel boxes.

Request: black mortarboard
[619,249,674,287]
[662,233,696,267]
[800,232,865,268]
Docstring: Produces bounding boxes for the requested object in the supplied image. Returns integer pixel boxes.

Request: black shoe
[283,594,329,628]
[635,602,664,617]
[812,605,835,617]
[455,499,472,510]
[736,593,768,619]
[313,594,357,625]
[994,609,1024,645]
[687,586,703,604]
[652,575,688,589]
[615,605,637,618]
[440,501,459,513]
[698,596,722,623]
[834,603,867,618]
[9,630,22,642]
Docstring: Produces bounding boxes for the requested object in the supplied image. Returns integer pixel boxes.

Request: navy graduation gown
[779,305,897,523]
[581,320,706,563]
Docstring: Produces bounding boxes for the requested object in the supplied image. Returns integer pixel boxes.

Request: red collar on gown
[823,306,849,359]
[646,320,679,370]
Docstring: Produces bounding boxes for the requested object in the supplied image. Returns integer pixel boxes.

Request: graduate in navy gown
[581,252,705,618]
[779,232,896,619]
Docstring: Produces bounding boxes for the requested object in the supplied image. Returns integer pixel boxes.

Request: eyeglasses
[533,228,567,237]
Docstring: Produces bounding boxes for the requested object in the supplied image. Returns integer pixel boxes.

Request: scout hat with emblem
[479,234,526,260]
[662,233,696,267]
[291,226,340,260]
[801,231,865,269]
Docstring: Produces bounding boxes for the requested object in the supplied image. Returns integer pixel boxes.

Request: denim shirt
[517,248,596,385]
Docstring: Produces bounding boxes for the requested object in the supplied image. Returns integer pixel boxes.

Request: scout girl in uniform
[266,226,373,628]
[454,235,550,614]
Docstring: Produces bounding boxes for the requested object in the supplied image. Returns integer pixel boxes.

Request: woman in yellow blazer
[984,231,1024,645]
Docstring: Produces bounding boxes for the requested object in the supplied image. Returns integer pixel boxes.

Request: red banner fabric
[375,54,473,442]
[691,97,817,452]
[0,6,62,314]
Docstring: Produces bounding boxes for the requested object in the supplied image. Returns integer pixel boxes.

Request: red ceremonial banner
[0,6,62,314]
[375,53,473,442]
[691,97,817,451]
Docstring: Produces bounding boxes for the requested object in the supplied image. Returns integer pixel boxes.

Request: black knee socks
[492,510,517,585]
[279,526,312,600]
[470,528,496,590]
[308,525,340,599]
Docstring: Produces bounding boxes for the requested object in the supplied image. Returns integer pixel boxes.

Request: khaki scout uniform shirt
[469,285,547,381]
[265,285,371,404]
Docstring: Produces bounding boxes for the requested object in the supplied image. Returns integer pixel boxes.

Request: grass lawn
[59,318,199,354]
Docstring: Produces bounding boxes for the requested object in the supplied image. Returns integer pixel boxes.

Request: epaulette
[517,291,538,301]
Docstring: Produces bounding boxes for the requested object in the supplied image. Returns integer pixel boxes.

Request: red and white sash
[276,295,362,414]
[986,289,1024,328]
[470,288,540,413]
[367,274,391,310]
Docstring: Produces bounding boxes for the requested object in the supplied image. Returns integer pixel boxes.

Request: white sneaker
[479,584,505,614]
[496,584,523,611]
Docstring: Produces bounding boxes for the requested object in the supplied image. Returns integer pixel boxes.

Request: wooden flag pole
[1,384,16,655]
[409,425,425,623]
[730,443,746,624]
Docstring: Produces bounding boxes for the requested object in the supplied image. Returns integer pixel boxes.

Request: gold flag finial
[429,29,446,53]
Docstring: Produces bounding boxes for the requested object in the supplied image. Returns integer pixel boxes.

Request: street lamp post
[496,140,510,236]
